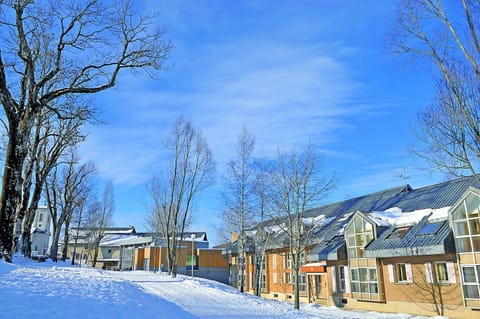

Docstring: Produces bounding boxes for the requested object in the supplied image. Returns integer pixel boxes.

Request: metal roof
[364,216,455,258]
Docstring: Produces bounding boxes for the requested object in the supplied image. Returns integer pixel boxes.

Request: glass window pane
[356,234,364,246]
[348,248,356,259]
[360,282,368,293]
[464,285,480,298]
[457,238,472,253]
[369,269,377,281]
[351,282,360,293]
[417,222,442,235]
[436,263,447,282]
[466,193,480,218]
[455,221,469,236]
[364,222,373,232]
[365,232,374,243]
[357,248,364,258]
[351,269,359,281]
[462,267,476,283]
[359,268,368,281]
[354,217,363,233]
[452,201,467,220]
[347,235,355,247]
[370,283,378,294]
[470,219,480,235]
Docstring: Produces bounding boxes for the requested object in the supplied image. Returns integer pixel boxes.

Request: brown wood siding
[381,254,463,308]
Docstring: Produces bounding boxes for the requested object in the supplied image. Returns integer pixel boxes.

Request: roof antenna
[397,168,410,191]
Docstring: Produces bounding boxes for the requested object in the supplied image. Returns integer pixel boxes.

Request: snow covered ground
[0,256,448,319]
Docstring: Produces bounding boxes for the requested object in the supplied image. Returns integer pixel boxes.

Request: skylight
[417,222,443,236]
[386,226,410,239]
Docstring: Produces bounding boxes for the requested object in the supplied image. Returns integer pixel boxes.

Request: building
[133,232,230,284]
[223,176,480,319]
[64,226,152,269]
[29,206,53,259]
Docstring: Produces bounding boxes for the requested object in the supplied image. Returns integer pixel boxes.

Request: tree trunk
[21,180,44,257]
[61,219,70,261]
[0,125,28,261]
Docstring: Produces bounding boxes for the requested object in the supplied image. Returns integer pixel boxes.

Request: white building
[30,206,52,258]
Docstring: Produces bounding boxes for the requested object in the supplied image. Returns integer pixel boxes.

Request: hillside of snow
[0,256,448,319]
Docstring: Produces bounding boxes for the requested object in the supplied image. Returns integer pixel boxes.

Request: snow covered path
[0,258,447,319]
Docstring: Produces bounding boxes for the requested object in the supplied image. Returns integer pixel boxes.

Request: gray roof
[364,215,455,258]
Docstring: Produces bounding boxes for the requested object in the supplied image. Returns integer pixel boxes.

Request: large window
[462,266,480,299]
[451,193,480,253]
[350,267,378,294]
[346,215,374,259]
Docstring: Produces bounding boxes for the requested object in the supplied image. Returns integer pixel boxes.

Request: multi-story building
[223,176,480,319]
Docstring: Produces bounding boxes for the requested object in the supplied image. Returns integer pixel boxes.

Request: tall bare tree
[45,152,95,262]
[269,144,336,310]
[0,0,171,260]
[146,117,214,277]
[84,181,114,267]
[220,127,256,293]
[390,0,480,176]
[19,104,88,257]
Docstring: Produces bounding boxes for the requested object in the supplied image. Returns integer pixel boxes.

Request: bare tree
[390,0,480,177]
[0,0,171,260]
[220,127,256,293]
[45,152,95,262]
[84,181,114,268]
[146,117,214,277]
[269,144,336,310]
[19,104,87,257]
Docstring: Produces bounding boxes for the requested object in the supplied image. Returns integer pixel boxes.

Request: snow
[369,207,450,227]
[0,256,449,319]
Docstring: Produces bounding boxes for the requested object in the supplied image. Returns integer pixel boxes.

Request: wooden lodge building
[222,176,480,319]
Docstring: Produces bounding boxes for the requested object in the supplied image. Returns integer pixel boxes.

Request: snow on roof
[100,235,152,247]
[368,206,450,227]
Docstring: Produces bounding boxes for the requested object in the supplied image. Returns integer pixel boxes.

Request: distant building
[133,232,230,284]
[30,206,53,258]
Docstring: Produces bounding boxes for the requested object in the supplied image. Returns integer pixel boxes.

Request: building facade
[223,176,480,319]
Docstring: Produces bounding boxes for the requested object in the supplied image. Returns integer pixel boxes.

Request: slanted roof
[364,214,455,258]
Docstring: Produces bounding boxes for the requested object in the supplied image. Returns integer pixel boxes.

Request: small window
[417,222,442,236]
[39,213,43,222]
[387,226,410,239]
[435,262,448,283]
[338,266,346,292]
[396,264,408,282]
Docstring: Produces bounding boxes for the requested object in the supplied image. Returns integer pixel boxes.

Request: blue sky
[80,1,441,245]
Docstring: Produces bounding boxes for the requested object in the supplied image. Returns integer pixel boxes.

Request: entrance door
[314,274,328,299]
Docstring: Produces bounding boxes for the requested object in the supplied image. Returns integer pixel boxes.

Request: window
[338,266,346,292]
[345,215,374,259]
[461,266,480,299]
[350,267,378,295]
[388,263,413,284]
[39,213,43,222]
[451,193,480,253]
[417,222,442,236]
[273,272,278,284]
[272,255,277,269]
[396,264,408,282]
[387,226,410,239]
[435,262,448,283]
